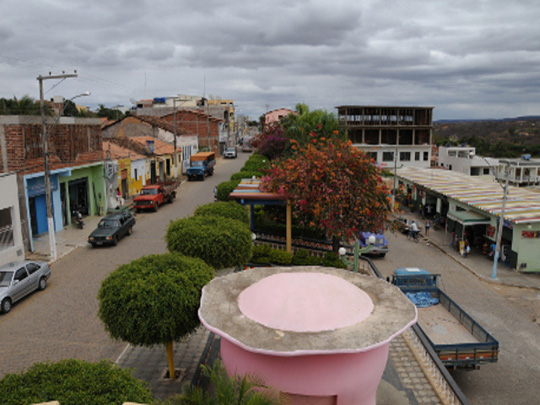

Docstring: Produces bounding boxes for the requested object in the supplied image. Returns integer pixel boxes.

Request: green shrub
[292,249,322,266]
[166,216,252,270]
[230,171,263,181]
[250,244,272,264]
[241,153,269,173]
[194,201,249,225]
[216,179,241,202]
[321,251,347,269]
[0,359,153,405]
[99,253,214,346]
[269,249,293,265]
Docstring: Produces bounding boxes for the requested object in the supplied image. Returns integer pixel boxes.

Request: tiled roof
[102,141,145,160]
[129,136,179,155]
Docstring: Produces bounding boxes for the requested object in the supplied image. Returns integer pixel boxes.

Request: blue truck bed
[392,268,499,369]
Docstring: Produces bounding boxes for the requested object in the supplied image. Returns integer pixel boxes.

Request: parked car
[223,147,237,159]
[88,210,136,247]
[0,260,51,314]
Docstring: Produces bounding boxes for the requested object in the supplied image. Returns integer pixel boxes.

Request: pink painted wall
[221,338,389,405]
[265,108,295,124]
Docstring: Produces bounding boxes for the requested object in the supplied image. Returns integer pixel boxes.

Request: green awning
[447,210,490,226]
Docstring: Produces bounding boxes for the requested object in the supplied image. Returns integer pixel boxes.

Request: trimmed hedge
[194,201,249,225]
[230,171,263,181]
[216,179,241,202]
[98,253,214,347]
[0,359,153,405]
[241,153,269,173]
[166,215,252,270]
[250,246,345,268]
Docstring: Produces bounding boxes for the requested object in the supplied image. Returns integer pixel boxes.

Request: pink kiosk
[199,266,417,404]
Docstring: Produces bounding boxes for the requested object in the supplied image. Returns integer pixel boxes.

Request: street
[376,231,540,405]
[0,153,248,378]
[1,153,539,405]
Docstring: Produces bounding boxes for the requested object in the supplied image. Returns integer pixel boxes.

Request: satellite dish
[129,98,137,105]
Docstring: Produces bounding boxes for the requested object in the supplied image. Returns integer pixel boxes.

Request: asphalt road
[0,152,249,378]
[375,231,540,405]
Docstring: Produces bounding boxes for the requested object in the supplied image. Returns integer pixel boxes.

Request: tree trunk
[165,341,175,379]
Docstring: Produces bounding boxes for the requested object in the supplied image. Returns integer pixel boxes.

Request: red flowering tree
[261,135,390,250]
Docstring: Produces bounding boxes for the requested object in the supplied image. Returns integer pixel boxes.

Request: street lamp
[483,157,510,279]
[338,235,376,272]
[39,90,90,260]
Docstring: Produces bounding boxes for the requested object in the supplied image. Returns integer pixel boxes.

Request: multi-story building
[496,155,540,187]
[336,105,434,170]
[437,146,497,176]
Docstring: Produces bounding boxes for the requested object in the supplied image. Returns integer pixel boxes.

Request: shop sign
[522,231,540,239]
[27,176,58,197]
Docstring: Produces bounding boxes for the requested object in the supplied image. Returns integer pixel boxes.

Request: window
[400,152,411,161]
[14,268,28,282]
[382,152,394,162]
[134,169,138,181]
[423,151,429,161]
[415,152,420,161]
[484,168,490,175]
[0,208,14,252]
[26,263,40,275]
[368,152,378,162]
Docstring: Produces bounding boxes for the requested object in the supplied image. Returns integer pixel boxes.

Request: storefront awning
[447,210,490,226]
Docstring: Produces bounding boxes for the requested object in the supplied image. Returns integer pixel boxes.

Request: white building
[438,146,497,176]
[0,173,25,267]
[496,155,540,187]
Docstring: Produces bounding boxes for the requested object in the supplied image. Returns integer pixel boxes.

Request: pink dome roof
[239,272,374,332]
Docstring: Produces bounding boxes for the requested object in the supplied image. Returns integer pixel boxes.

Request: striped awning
[398,167,540,224]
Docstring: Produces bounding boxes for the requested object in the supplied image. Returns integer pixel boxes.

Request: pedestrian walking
[425,219,431,235]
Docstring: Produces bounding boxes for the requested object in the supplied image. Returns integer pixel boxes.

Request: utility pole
[37,71,78,261]
[173,98,178,178]
[492,161,510,279]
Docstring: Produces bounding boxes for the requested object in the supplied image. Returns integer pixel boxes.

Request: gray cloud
[0,0,539,120]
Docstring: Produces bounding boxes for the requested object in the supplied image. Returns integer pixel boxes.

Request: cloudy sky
[1,0,539,120]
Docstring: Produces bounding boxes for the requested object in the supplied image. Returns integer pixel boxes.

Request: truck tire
[153,204,159,212]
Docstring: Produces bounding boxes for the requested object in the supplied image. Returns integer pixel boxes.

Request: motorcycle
[73,209,84,229]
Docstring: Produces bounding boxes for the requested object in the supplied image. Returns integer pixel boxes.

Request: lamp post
[338,235,377,272]
[38,74,89,260]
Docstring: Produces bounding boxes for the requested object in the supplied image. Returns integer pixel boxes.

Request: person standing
[425,219,431,235]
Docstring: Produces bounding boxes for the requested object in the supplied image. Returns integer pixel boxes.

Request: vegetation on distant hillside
[434,119,540,157]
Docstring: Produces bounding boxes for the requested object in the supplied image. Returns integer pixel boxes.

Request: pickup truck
[359,231,389,257]
[187,151,216,181]
[132,180,179,212]
[391,267,499,369]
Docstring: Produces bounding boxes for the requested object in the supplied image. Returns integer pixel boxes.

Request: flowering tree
[261,135,390,249]
[252,122,288,160]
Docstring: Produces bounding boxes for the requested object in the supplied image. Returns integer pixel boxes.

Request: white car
[224,147,237,159]
[0,260,51,314]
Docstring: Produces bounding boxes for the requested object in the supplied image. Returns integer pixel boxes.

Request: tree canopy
[261,134,390,243]
[98,253,214,347]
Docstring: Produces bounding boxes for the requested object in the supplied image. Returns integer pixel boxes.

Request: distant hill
[433,118,540,157]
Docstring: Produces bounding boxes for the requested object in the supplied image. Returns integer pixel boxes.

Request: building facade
[0,115,105,252]
[437,146,497,176]
[337,106,434,170]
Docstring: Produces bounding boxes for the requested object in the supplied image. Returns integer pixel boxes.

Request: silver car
[0,260,51,314]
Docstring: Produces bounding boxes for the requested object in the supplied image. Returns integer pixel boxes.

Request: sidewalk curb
[424,234,540,292]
